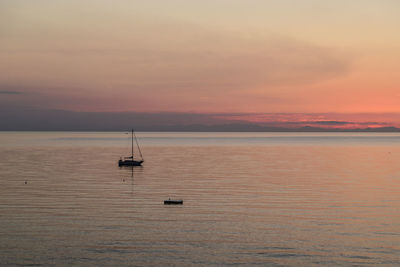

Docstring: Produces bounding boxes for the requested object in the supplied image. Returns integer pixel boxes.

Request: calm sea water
[1,132,400,266]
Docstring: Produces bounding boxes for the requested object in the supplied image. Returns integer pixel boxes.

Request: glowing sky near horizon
[1,0,400,126]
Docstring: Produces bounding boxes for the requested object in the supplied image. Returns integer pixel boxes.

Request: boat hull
[118,160,143,166]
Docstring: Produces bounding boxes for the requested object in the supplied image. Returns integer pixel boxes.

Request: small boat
[164,199,183,205]
[118,129,144,167]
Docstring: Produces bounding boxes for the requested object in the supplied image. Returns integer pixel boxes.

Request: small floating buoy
[164,198,183,205]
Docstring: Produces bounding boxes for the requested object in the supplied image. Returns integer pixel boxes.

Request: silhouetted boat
[164,199,183,205]
[118,129,144,167]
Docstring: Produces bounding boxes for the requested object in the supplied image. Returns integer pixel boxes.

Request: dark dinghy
[164,199,183,205]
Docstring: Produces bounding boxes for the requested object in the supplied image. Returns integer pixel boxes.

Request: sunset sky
[1,1,400,129]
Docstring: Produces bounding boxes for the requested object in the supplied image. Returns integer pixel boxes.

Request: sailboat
[118,129,144,167]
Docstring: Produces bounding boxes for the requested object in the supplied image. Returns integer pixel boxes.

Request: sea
[1,132,400,266]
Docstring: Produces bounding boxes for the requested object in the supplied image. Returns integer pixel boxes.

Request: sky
[1,0,400,129]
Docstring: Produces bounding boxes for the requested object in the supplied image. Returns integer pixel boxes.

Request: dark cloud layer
[313,121,351,125]
[0,90,23,95]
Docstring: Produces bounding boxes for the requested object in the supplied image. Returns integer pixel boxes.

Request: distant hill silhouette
[140,124,400,132]
[1,107,400,132]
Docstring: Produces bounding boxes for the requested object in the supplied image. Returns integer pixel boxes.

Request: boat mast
[131,129,134,158]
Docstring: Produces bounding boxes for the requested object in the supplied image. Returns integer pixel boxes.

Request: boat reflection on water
[119,165,144,196]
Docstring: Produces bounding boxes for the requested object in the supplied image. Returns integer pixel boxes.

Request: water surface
[1,132,400,266]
